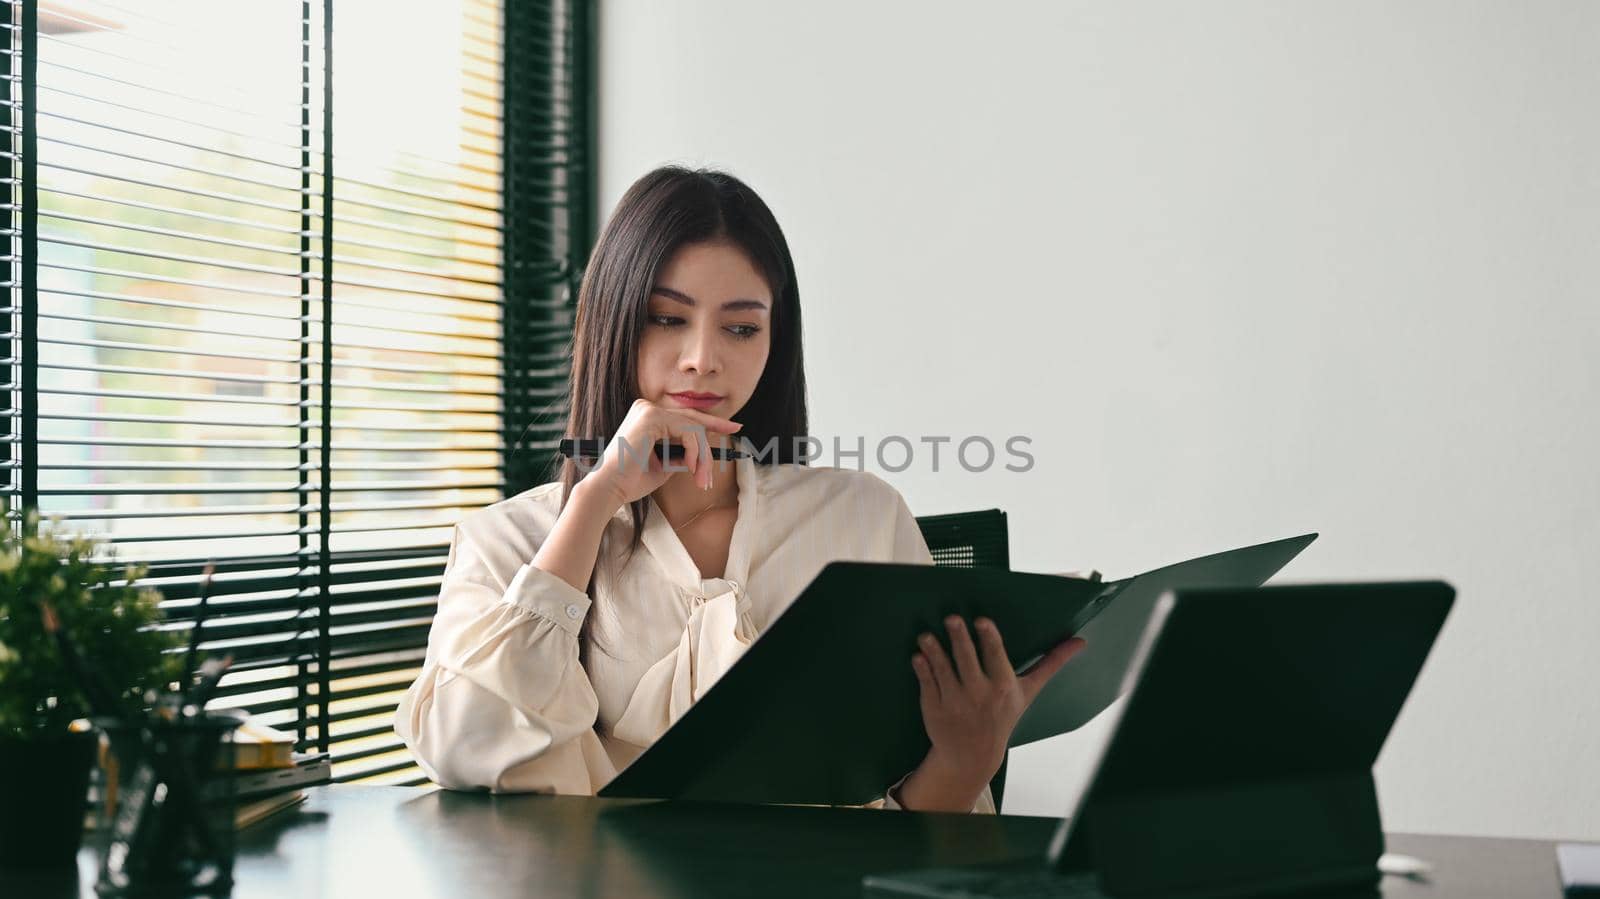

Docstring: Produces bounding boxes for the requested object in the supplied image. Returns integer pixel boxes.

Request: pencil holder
[90,708,248,897]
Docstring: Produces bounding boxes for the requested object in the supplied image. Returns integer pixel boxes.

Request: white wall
[596,0,1599,840]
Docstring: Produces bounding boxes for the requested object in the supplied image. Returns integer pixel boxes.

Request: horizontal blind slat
[41,436,498,452]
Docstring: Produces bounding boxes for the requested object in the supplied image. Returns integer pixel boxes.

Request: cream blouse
[394,452,995,813]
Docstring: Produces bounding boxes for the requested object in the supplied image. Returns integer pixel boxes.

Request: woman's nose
[679,324,720,374]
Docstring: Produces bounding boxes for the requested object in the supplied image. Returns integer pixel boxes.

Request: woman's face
[637,240,773,428]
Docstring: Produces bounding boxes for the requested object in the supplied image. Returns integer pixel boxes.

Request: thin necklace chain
[669,493,736,533]
[667,461,738,532]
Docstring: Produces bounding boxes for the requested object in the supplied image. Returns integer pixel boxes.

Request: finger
[688,422,700,479]
[676,424,703,485]
[667,407,744,433]
[911,652,940,703]
[918,631,960,695]
[617,409,729,475]
[654,420,703,482]
[648,423,677,477]
[626,423,675,477]
[699,424,714,489]
[613,424,652,473]
[974,617,1014,684]
[604,428,646,476]
[945,616,986,687]
[660,420,722,489]
[645,446,665,476]
[1018,636,1088,703]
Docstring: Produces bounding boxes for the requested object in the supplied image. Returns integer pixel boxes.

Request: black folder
[598,532,1317,806]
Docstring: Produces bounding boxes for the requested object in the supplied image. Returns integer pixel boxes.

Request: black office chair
[913,508,1012,811]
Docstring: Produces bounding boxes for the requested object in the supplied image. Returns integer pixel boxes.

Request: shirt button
[565,603,582,620]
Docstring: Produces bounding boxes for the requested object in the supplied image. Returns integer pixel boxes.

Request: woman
[394,165,1085,812]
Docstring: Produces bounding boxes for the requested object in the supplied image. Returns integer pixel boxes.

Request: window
[7,0,593,785]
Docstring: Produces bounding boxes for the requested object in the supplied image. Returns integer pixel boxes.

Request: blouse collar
[639,451,764,597]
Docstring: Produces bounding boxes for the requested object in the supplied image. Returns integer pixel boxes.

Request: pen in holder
[84,561,246,895]
[91,707,247,897]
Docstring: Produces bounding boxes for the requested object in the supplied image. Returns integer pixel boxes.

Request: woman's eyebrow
[651,285,769,312]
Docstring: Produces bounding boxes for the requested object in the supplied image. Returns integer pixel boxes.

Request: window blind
[4,2,20,518]
[9,0,591,788]
[502,0,592,496]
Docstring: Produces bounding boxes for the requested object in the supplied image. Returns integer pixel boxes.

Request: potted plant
[0,509,185,870]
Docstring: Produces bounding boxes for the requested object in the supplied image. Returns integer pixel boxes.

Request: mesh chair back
[915,508,1010,570]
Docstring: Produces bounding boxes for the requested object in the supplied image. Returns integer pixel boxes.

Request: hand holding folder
[598,532,1317,806]
[905,613,1089,808]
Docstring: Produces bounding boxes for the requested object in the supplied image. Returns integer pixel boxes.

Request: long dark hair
[558,165,809,587]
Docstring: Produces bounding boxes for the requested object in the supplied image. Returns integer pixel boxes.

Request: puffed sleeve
[394,518,615,794]
[862,477,997,814]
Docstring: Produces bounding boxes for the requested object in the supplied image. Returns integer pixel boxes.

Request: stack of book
[218,720,331,830]
[88,718,332,832]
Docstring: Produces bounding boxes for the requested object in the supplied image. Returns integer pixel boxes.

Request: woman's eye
[648,315,760,340]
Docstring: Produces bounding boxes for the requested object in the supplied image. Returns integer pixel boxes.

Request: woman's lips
[667,392,723,409]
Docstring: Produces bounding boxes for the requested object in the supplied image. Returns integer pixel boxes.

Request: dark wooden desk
[3,784,1567,898]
